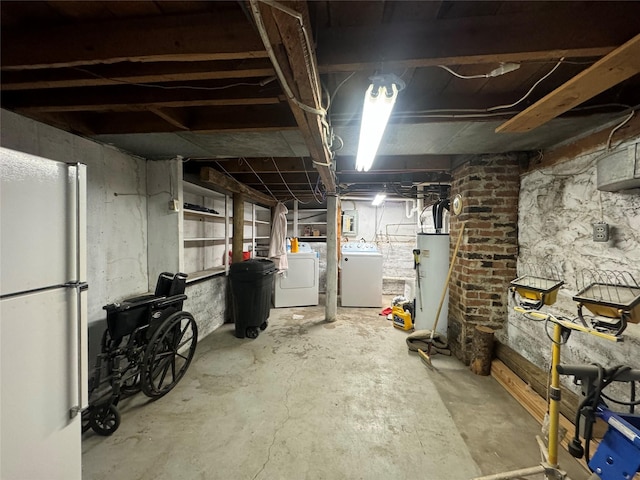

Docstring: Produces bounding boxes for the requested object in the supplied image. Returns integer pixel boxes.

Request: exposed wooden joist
[251,0,335,194]
[1,60,276,91]
[210,157,317,174]
[85,104,297,134]
[209,155,453,174]
[200,167,277,207]
[335,155,452,173]
[316,6,640,72]
[149,108,190,130]
[318,48,613,74]
[1,12,268,70]
[496,34,640,133]
[7,85,282,113]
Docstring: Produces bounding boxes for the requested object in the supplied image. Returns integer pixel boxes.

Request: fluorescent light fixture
[356,75,404,172]
[371,193,386,206]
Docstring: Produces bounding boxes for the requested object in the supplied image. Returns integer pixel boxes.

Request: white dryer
[273,243,319,307]
[340,242,383,307]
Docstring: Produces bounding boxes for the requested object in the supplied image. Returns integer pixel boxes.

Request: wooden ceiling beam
[1,12,267,70]
[319,48,613,74]
[316,6,640,73]
[87,104,297,134]
[149,108,190,131]
[204,157,314,174]
[1,60,276,91]
[251,0,336,194]
[496,34,640,133]
[200,167,277,207]
[7,85,283,113]
[208,155,453,173]
[335,155,452,172]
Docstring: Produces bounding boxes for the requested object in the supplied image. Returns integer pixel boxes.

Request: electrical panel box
[596,143,640,191]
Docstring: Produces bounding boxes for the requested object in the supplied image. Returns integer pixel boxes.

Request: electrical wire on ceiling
[237,158,278,201]
[437,63,521,79]
[70,66,276,91]
[271,157,311,204]
[527,105,639,178]
[301,157,325,203]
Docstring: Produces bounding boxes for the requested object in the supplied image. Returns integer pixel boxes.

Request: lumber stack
[491,359,595,473]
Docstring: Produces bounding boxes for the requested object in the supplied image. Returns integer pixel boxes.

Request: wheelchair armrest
[103,295,160,313]
[153,294,188,309]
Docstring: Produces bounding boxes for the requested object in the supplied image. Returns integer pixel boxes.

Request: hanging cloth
[268,202,288,270]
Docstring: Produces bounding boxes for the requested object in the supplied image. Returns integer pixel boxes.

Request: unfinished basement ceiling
[2,1,639,202]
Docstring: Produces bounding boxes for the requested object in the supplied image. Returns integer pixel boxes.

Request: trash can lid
[230,258,276,274]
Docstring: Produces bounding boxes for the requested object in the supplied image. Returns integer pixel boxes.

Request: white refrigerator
[1,147,88,480]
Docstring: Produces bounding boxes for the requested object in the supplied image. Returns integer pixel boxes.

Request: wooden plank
[200,167,277,207]
[497,34,640,133]
[318,48,614,74]
[316,5,640,72]
[495,342,580,423]
[83,104,297,134]
[253,0,335,194]
[9,84,282,113]
[1,60,275,91]
[149,108,190,130]
[491,359,594,474]
[1,12,267,70]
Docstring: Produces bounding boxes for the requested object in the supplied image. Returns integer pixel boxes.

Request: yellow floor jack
[392,303,413,330]
[393,249,420,331]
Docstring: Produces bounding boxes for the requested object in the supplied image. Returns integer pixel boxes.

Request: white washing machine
[340,242,383,307]
[273,243,319,307]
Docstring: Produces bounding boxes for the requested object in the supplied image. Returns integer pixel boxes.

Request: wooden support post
[232,193,245,264]
[470,325,495,376]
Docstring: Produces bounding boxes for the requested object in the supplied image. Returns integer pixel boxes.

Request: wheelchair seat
[103,272,188,343]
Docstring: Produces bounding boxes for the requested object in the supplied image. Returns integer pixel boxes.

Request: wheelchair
[82,272,198,436]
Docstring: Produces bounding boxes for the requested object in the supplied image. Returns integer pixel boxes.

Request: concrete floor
[82,297,588,480]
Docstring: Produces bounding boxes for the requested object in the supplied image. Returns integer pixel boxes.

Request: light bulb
[355,83,398,172]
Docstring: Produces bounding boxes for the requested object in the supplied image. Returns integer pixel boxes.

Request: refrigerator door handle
[66,281,89,419]
[68,163,89,419]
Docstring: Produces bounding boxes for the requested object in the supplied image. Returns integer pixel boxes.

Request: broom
[419,222,466,367]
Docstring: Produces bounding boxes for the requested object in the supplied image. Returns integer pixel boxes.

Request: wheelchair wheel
[141,311,198,399]
[89,404,121,436]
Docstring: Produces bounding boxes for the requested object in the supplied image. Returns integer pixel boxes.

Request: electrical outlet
[593,222,609,242]
[168,199,180,211]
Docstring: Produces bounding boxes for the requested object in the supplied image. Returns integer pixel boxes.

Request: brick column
[448,154,520,363]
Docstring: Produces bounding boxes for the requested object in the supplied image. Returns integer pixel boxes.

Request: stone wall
[448,154,521,363]
[504,136,640,381]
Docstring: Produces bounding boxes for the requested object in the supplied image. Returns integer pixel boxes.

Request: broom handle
[431,223,466,336]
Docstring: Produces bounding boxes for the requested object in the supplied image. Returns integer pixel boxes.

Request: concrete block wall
[184,276,228,339]
[343,200,418,294]
[1,109,149,359]
[1,110,231,360]
[448,154,521,363]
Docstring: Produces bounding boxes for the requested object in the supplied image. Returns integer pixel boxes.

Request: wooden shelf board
[185,267,227,283]
[184,237,227,242]
[183,208,225,219]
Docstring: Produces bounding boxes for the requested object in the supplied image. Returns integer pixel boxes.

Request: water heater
[414,233,450,336]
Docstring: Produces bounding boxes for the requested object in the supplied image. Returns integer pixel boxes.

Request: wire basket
[510,263,564,309]
[574,270,640,326]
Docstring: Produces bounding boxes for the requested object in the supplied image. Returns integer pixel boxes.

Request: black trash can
[229,258,276,339]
